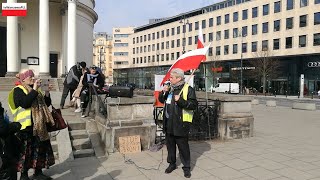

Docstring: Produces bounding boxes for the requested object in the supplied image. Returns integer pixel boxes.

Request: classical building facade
[0,0,98,77]
[114,0,320,95]
[93,32,113,84]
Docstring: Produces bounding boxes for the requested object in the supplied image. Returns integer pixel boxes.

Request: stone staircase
[68,119,95,158]
[0,77,63,91]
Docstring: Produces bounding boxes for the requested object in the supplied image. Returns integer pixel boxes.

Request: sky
[94,0,222,33]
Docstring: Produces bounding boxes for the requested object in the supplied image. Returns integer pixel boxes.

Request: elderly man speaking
[158,68,198,178]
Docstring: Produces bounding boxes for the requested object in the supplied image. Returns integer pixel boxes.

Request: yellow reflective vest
[182,84,193,123]
[8,85,32,130]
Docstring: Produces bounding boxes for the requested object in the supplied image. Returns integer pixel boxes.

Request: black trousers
[60,86,75,107]
[166,133,190,170]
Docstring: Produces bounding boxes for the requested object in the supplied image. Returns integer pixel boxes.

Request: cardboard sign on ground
[119,135,141,154]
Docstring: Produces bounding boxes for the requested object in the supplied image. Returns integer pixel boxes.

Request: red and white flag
[2,3,27,17]
[197,28,204,49]
[160,45,210,85]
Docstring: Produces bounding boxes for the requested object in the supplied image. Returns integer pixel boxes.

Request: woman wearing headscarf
[8,69,55,180]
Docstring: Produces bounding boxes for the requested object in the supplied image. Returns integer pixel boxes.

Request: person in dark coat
[158,68,198,178]
[60,61,87,109]
[80,65,104,117]
[0,102,22,180]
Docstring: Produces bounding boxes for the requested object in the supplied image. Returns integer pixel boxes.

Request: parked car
[210,83,239,94]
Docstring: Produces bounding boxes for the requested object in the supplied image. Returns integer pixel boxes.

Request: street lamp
[179,15,189,54]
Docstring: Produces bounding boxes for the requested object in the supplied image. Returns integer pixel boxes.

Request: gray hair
[170,68,185,79]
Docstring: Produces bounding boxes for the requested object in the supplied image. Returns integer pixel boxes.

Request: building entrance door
[0,26,7,77]
[50,53,58,78]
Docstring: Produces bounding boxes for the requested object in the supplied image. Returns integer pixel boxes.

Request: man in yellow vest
[158,68,198,178]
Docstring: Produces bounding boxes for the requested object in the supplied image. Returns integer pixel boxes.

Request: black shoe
[20,174,31,180]
[33,173,53,180]
[165,164,177,174]
[183,169,191,178]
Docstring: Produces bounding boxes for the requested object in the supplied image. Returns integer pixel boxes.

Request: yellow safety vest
[182,84,193,123]
[8,85,32,130]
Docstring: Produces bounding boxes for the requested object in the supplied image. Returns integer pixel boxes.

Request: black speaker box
[109,86,133,98]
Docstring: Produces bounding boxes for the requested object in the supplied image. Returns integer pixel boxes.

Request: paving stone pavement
[1,91,320,179]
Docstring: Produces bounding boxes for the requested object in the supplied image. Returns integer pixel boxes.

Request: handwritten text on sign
[119,135,141,154]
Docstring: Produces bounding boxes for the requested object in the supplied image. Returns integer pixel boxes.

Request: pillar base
[5,72,18,77]
[39,73,51,78]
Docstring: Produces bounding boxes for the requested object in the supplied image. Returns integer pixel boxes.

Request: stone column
[39,0,50,77]
[67,0,77,70]
[6,0,19,77]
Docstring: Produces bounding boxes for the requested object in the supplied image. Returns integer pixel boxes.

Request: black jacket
[63,64,83,89]
[158,83,198,137]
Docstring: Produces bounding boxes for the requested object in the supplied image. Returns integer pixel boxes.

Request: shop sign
[231,67,255,71]
[307,62,320,67]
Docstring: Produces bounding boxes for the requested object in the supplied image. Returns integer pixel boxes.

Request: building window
[242,9,248,20]
[314,12,320,25]
[299,35,307,47]
[233,12,238,22]
[273,39,280,50]
[314,33,320,46]
[209,18,214,27]
[252,41,257,52]
[263,4,269,16]
[263,22,269,33]
[195,22,199,30]
[166,41,169,49]
[274,20,281,31]
[217,16,221,25]
[202,20,206,28]
[233,44,238,54]
[224,45,229,55]
[225,14,230,24]
[300,0,308,7]
[242,43,247,53]
[189,23,193,32]
[252,7,258,18]
[242,26,247,37]
[286,17,294,29]
[300,15,307,27]
[171,40,175,48]
[287,0,294,10]
[171,53,175,60]
[209,33,213,42]
[177,26,180,34]
[216,31,221,40]
[262,40,268,50]
[216,46,221,55]
[252,24,258,35]
[286,37,293,48]
[233,28,239,38]
[224,30,229,39]
[208,47,213,56]
[171,28,175,35]
[161,30,164,38]
[188,37,192,45]
[274,1,281,13]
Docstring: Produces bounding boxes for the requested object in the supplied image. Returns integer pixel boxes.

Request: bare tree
[249,50,281,93]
